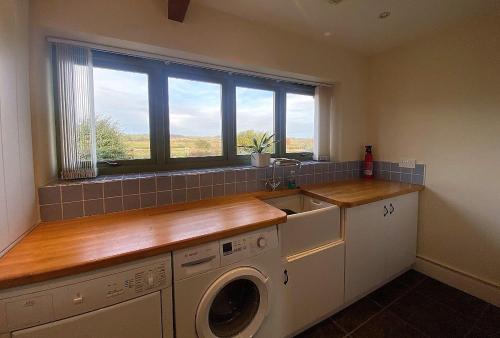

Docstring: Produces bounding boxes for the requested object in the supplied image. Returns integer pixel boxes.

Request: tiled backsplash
[38,160,426,222]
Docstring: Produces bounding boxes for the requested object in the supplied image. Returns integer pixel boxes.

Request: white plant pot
[251,153,271,167]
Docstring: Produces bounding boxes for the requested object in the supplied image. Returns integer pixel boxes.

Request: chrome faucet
[265,158,302,191]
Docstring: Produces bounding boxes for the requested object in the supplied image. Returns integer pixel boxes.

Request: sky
[93,68,314,138]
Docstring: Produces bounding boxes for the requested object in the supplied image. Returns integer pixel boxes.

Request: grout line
[346,272,429,336]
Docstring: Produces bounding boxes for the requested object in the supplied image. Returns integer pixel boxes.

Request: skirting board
[415,256,500,307]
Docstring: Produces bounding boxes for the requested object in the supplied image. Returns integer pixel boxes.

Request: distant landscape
[91,116,312,161]
[121,134,313,159]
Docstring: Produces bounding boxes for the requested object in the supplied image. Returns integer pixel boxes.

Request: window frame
[282,84,316,159]
[165,63,229,165]
[91,51,163,172]
[233,76,280,162]
[53,48,316,175]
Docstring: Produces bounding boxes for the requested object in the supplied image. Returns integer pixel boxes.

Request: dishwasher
[264,194,345,337]
[0,254,173,338]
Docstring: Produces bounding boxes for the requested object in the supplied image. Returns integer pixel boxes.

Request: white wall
[0,0,37,256]
[29,0,368,186]
[368,14,500,286]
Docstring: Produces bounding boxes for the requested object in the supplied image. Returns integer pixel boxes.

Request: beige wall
[368,15,500,285]
[29,0,368,186]
[0,0,37,255]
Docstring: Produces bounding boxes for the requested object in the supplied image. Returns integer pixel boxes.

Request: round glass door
[209,279,260,337]
[196,267,269,338]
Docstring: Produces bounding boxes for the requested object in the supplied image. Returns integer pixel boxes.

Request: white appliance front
[11,292,162,338]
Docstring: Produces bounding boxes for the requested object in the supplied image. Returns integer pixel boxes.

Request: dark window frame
[53,49,315,175]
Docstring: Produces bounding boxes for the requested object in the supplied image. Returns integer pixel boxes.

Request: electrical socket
[399,159,416,169]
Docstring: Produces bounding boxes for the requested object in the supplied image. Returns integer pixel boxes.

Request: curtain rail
[47,37,334,88]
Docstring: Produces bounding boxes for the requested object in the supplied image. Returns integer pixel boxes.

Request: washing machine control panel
[220,226,278,266]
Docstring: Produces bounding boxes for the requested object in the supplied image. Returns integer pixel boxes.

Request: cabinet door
[282,242,345,337]
[345,199,388,303]
[384,192,418,279]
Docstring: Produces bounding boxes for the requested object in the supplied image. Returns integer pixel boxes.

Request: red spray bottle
[363,145,374,179]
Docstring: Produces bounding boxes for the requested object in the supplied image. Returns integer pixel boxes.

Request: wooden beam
[168,0,190,23]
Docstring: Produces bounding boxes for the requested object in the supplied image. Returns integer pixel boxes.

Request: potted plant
[239,133,277,167]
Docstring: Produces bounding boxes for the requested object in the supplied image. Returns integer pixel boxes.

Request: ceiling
[192,0,499,54]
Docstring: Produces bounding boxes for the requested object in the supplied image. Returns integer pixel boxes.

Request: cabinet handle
[389,203,394,214]
[283,270,289,285]
[384,205,389,217]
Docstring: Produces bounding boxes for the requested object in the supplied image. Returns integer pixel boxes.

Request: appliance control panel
[220,226,278,266]
[0,254,172,334]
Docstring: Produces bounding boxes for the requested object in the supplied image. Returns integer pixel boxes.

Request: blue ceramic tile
[234,170,247,182]
[380,171,390,181]
[63,201,84,219]
[157,191,172,206]
[402,173,412,183]
[83,182,103,200]
[412,175,424,185]
[172,175,187,189]
[213,171,225,185]
[141,193,157,208]
[40,204,62,221]
[225,170,235,183]
[61,184,83,203]
[104,181,122,198]
[381,161,391,171]
[414,164,425,175]
[84,199,104,216]
[123,195,140,210]
[225,183,235,195]
[104,197,123,213]
[157,176,172,191]
[140,177,156,193]
[390,162,401,172]
[213,184,225,197]
[38,186,61,205]
[186,174,200,188]
[122,179,140,196]
[401,167,412,174]
[172,189,187,204]
[390,172,402,182]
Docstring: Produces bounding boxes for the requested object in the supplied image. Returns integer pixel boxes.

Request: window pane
[236,87,275,155]
[93,67,150,161]
[286,93,314,153]
[168,78,223,158]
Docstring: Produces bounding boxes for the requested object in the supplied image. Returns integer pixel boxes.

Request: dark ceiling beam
[168,0,190,23]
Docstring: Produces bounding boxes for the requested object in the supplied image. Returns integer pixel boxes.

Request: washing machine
[173,226,282,338]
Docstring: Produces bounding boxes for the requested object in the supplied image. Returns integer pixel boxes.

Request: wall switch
[399,159,416,168]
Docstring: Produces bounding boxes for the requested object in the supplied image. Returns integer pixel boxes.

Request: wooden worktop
[0,196,286,289]
[0,179,423,289]
[302,179,424,207]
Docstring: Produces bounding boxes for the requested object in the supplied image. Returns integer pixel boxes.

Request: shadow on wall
[416,188,500,285]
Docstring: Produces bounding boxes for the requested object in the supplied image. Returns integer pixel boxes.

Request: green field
[121,134,313,159]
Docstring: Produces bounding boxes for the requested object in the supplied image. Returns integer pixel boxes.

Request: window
[286,93,315,153]
[236,86,275,155]
[168,77,223,158]
[93,67,151,161]
[53,47,317,174]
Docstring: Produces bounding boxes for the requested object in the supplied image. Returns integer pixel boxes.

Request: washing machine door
[196,267,270,338]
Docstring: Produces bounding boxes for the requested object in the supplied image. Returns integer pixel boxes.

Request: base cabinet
[345,192,418,303]
[281,241,345,337]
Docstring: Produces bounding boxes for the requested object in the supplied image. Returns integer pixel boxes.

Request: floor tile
[415,278,489,321]
[470,304,500,337]
[352,311,427,338]
[388,290,474,337]
[295,318,347,338]
[332,298,382,333]
[368,279,410,307]
[393,269,427,289]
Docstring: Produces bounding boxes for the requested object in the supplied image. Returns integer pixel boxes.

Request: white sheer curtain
[54,43,97,179]
[314,85,334,161]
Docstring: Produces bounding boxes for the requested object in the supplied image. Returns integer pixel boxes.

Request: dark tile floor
[295,270,500,338]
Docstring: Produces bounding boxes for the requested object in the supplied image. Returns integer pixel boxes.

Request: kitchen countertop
[0,179,423,289]
[301,179,424,207]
